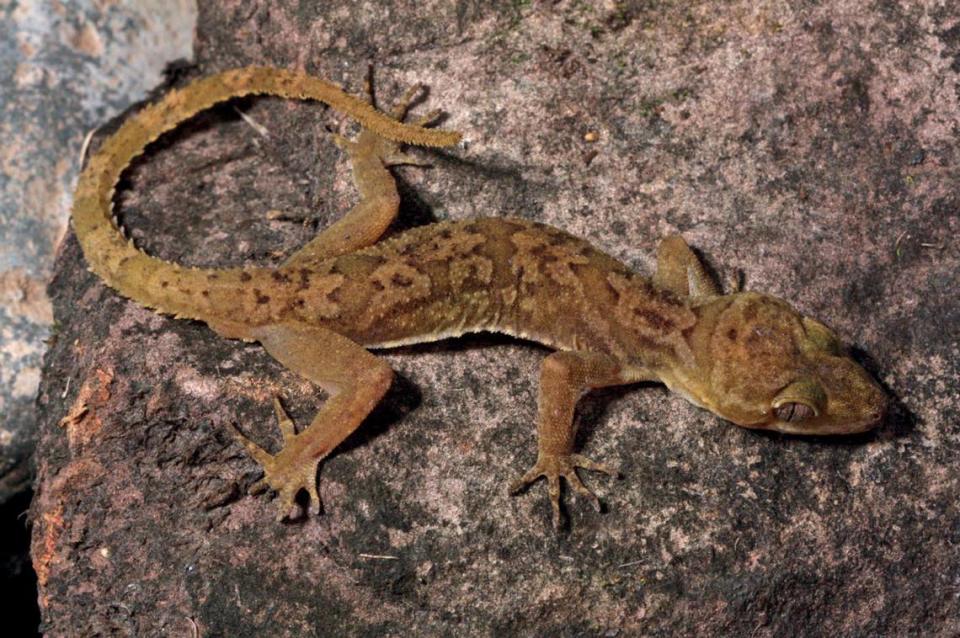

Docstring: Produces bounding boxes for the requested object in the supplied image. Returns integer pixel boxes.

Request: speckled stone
[32,1,960,635]
[0,0,195,501]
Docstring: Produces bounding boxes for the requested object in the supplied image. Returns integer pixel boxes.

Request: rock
[32,1,960,635]
[0,0,195,503]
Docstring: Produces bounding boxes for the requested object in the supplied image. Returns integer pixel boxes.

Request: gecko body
[72,67,886,526]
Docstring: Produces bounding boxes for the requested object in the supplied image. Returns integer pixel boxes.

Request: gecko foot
[509,453,619,529]
[225,397,324,521]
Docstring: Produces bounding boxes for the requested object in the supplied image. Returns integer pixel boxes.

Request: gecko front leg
[226,322,393,520]
[652,234,721,299]
[510,351,645,528]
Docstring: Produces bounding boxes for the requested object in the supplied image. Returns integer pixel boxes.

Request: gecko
[71,66,887,527]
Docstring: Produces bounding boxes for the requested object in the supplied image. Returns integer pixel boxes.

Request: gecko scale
[71,67,886,527]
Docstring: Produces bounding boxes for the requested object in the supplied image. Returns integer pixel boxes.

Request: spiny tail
[71,66,461,325]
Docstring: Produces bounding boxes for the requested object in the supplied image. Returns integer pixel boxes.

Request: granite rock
[0,0,195,502]
[32,1,959,635]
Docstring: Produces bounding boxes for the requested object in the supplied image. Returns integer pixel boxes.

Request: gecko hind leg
[351,81,444,167]
[227,322,393,520]
[282,79,454,269]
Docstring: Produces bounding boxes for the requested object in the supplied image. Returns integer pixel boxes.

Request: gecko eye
[772,378,825,422]
[774,402,816,422]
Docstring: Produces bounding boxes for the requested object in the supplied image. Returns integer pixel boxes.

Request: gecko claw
[390,83,424,120]
[249,478,271,495]
[509,452,616,527]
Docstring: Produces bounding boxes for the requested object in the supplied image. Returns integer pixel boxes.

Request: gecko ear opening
[772,378,826,421]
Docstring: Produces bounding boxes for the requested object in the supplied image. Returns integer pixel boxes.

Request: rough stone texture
[32,1,959,635]
[0,0,196,502]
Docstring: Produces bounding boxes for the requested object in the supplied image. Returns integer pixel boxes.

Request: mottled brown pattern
[509,224,591,291]
[365,261,432,323]
[291,273,344,321]
[70,67,460,327]
[607,271,697,367]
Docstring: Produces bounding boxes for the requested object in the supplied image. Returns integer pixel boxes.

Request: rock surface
[33,1,959,635]
[0,0,195,502]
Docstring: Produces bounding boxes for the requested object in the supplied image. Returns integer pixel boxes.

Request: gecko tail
[71,67,461,321]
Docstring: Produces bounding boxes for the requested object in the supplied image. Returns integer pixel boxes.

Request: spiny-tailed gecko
[71,67,887,527]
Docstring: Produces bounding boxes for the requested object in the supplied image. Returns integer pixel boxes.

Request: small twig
[233,107,270,138]
[61,376,71,399]
[358,553,399,560]
[893,230,909,258]
[78,127,98,164]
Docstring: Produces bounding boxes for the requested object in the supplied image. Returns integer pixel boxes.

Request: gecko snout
[867,400,887,429]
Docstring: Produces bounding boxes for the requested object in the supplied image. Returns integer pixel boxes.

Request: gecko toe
[390,83,424,120]
[413,108,442,127]
[305,468,323,516]
[330,133,356,152]
[548,474,562,529]
[224,422,274,466]
[511,452,615,526]
[274,483,307,522]
[570,453,620,479]
[273,396,297,442]
[564,470,602,513]
[508,465,543,494]
[249,478,271,495]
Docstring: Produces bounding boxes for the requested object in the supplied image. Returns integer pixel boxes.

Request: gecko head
[692,293,886,435]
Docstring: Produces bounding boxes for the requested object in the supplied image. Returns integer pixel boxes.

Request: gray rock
[0,0,195,502]
[32,1,960,635]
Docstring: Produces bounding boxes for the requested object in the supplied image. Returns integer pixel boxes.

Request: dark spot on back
[297,269,311,291]
[254,289,270,304]
[727,328,738,341]
[239,272,252,282]
[634,307,673,331]
[391,273,413,287]
[605,280,621,301]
